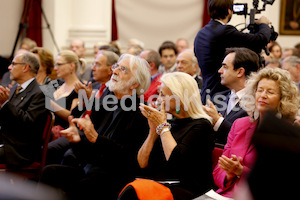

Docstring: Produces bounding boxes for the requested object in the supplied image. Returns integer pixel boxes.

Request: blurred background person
[268,41,282,60]
[176,38,189,54]
[1,38,38,87]
[176,49,202,89]
[98,44,121,56]
[281,55,300,90]
[139,49,161,103]
[126,44,144,56]
[70,39,91,83]
[93,41,109,58]
[20,37,37,51]
[31,47,55,85]
[158,41,178,74]
[281,47,300,60]
[265,58,281,68]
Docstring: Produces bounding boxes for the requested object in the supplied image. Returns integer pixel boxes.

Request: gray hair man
[41,54,151,199]
[176,49,202,89]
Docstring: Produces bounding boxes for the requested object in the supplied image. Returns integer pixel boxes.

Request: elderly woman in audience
[213,67,300,198]
[31,47,54,85]
[136,72,215,199]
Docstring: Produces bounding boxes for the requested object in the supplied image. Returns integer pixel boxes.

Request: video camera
[233,3,248,16]
[233,0,278,55]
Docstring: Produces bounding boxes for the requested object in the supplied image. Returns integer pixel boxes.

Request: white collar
[214,19,225,25]
[18,78,35,93]
[231,88,246,100]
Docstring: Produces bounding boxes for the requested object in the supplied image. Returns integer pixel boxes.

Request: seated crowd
[0,5,300,200]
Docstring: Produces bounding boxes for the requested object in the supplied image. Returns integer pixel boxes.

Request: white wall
[0,0,299,59]
[115,0,203,51]
[0,0,112,62]
[0,0,24,57]
[43,0,112,61]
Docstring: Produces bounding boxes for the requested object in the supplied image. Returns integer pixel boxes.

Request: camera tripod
[10,0,59,61]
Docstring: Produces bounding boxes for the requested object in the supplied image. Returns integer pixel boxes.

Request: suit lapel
[8,86,17,101]
[10,80,36,107]
[226,102,242,118]
[12,92,28,106]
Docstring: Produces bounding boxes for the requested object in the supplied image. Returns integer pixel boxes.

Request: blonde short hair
[161,72,212,122]
[240,67,300,121]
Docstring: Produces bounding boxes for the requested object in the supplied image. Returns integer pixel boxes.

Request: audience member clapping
[136,72,215,199]
[213,67,300,198]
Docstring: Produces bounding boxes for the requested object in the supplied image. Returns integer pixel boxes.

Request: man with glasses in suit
[0,51,48,168]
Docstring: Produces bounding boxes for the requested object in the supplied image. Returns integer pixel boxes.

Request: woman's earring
[176,105,180,114]
[276,112,282,119]
[253,109,259,120]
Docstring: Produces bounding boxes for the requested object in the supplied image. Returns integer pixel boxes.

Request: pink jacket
[213,116,258,198]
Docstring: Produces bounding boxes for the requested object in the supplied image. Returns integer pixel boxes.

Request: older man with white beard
[40,54,151,200]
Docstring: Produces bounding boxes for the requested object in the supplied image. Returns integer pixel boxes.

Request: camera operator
[194,0,273,104]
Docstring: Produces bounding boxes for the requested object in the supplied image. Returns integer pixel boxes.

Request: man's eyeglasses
[92,62,107,68]
[54,63,69,67]
[11,62,25,66]
[111,63,128,73]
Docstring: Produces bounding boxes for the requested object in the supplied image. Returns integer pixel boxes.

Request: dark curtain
[202,0,210,27]
[112,0,118,41]
[22,0,42,46]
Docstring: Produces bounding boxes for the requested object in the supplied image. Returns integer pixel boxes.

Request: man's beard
[109,74,138,95]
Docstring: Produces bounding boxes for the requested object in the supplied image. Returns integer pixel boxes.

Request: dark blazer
[0,79,48,167]
[195,75,203,90]
[194,19,273,104]
[70,92,149,198]
[213,90,248,145]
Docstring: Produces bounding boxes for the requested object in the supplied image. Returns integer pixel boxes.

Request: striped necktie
[15,86,23,95]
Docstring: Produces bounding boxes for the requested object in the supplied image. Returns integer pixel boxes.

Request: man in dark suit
[176,49,203,90]
[203,47,260,145]
[0,51,48,168]
[194,0,273,104]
